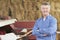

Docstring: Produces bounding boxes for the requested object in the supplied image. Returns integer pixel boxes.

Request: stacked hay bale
[0,0,9,16]
[0,0,60,31]
[10,0,41,21]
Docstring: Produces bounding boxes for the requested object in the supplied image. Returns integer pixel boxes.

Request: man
[32,2,57,40]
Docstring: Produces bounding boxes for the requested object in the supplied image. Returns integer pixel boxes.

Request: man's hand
[36,30,48,36]
[43,34,48,36]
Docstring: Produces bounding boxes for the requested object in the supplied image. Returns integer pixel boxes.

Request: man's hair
[41,2,50,5]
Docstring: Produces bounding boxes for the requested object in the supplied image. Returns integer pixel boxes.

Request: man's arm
[32,20,46,37]
[41,18,57,36]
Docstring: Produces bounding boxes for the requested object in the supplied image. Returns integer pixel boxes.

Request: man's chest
[37,19,50,28]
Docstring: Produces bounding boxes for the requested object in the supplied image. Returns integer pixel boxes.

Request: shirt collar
[42,14,51,21]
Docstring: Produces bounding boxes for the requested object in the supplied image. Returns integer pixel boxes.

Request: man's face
[41,5,50,16]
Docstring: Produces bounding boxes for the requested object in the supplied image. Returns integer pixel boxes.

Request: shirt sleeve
[32,20,44,36]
